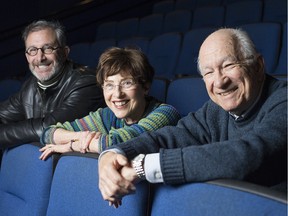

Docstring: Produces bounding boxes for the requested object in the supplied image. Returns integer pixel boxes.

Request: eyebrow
[104,77,133,82]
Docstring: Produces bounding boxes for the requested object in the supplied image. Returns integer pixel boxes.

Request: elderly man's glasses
[25,45,61,56]
[103,79,136,92]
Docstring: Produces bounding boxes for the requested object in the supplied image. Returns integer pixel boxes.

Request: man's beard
[30,54,66,82]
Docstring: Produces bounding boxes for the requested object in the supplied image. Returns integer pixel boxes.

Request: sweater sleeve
[41,108,110,144]
[98,103,181,152]
[114,87,287,186]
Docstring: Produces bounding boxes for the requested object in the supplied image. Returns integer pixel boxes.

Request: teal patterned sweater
[41,97,181,152]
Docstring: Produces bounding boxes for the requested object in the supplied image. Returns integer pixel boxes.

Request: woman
[39,47,181,160]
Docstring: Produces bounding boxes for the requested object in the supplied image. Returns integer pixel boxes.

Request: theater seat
[0,79,22,101]
[147,32,182,79]
[241,22,282,74]
[225,1,263,27]
[151,179,287,216]
[166,77,209,117]
[0,143,54,216]
[46,153,150,216]
[149,78,169,102]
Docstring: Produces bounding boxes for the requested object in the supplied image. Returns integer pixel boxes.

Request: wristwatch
[132,154,146,180]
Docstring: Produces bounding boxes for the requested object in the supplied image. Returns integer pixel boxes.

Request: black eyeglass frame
[25,45,61,56]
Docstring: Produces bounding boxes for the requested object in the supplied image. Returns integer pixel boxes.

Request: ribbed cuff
[160,148,186,184]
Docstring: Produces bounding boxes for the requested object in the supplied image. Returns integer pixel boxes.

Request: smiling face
[103,72,149,124]
[25,28,68,82]
[198,30,264,115]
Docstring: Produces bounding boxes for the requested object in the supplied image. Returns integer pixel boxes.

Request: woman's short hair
[96,47,155,87]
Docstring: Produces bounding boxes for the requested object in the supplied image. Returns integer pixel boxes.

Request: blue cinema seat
[95,21,117,40]
[0,78,22,101]
[162,10,192,34]
[69,42,91,66]
[175,0,196,11]
[147,32,182,79]
[116,17,139,40]
[46,153,151,216]
[153,0,175,14]
[175,27,215,77]
[225,1,263,27]
[149,78,169,102]
[241,22,282,75]
[87,39,116,68]
[274,23,287,75]
[151,179,287,216]
[262,0,287,24]
[118,37,150,54]
[166,77,209,117]
[195,0,222,7]
[191,6,225,29]
[137,14,164,39]
[0,143,54,216]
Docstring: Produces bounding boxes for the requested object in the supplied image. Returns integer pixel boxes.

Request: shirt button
[154,171,162,179]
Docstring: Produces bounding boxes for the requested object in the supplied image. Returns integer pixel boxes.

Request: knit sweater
[41,97,181,152]
[115,75,287,187]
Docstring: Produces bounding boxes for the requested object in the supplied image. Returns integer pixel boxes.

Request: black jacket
[0,60,105,149]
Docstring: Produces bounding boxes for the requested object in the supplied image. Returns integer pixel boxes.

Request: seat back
[138,14,164,39]
[147,32,182,79]
[192,6,225,29]
[263,0,287,24]
[241,22,282,74]
[274,23,287,75]
[69,42,91,66]
[166,77,209,117]
[88,39,116,68]
[116,17,139,40]
[149,78,169,102]
[175,0,196,11]
[0,79,22,101]
[96,21,117,40]
[153,0,175,14]
[162,10,192,34]
[46,153,150,216]
[225,1,263,27]
[118,37,150,54]
[0,143,54,216]
[196,0,222,7]
[151,179,287,216]
[175,27,215,77]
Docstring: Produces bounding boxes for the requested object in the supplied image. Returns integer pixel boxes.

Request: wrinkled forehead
[198,32,236,66]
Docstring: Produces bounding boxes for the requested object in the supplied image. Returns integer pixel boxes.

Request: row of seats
[95,0,287,41]
[70,22,287,79]
[153,0,286,22]
[0,143,286,215]
[0,74,286,119]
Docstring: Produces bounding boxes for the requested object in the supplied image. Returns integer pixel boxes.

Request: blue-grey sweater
[115,75,287,187]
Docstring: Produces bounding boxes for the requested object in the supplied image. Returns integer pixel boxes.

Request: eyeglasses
[102,79,136,92]
[25,45,61,56]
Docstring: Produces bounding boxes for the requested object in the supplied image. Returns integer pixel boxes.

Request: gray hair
[22,20,67,47]
[197,28,260,73]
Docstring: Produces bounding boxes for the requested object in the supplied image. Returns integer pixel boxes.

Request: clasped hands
[39,131,101,160]
[98,151,140,208]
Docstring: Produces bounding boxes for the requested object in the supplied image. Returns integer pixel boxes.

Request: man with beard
[0,20,105,150]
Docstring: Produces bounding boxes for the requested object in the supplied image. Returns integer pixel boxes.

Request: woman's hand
[79,131,102,153]
[39,143,70,160]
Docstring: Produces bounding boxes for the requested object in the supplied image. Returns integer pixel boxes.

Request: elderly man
[98,28,287,207]
[0,20,105,149]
